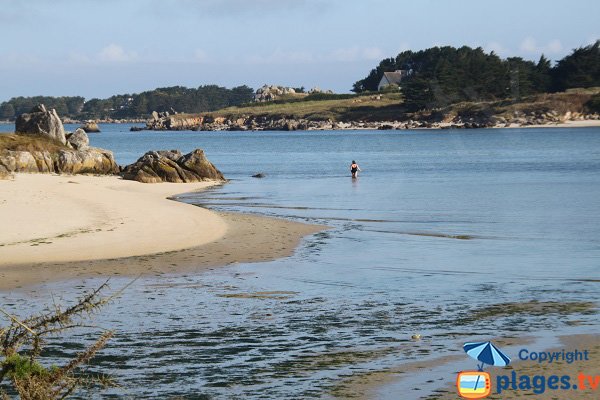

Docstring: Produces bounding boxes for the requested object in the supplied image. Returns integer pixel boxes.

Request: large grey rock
[308,87,333,94]
[15,104,67,144]
[0,147,119,175]
[56,148,119,174]
[67,128,89,150]
[146,114,204,131]
[121,149,225,183]
[179,149,226,181]
[253,85,297,102]
[0,168,11,180]
[0,150,54,173]
[80,121,100,133]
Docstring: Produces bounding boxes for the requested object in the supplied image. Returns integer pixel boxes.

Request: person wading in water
[350,160,361,178]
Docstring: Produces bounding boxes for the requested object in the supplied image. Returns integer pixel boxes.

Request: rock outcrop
[121,149,225,183]
[0,146,119,175]
[139,89,600,132]
[80,121,100,133]
[56,148,119,174]
[145,112,203,131]
[2,106,119,176]
[254,85,297,102]
[143,111,600,132]
[66,128,89,150]
[199,116,331,131]
[308,87,334,95]
[15,104,67,144]
[0,168,10,180]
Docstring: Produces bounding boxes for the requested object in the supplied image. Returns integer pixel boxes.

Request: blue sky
[1,0,598,100]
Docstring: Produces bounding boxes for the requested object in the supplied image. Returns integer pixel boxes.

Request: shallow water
[1,124,599,398]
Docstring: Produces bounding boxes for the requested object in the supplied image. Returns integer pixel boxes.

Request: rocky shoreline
[139,110,600,132]
[1,105,224,183]
[0,118,147,125]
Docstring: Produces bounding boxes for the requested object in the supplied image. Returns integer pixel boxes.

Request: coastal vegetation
[353,41,600,111]
[0,282,118,399]
[209,91,404,121]
[187,86,599,131]
[586,92,600,112]
[0,85,254,121]
[0,97,85,121]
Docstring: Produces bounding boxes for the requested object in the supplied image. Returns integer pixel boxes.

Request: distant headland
[1,42,599,131]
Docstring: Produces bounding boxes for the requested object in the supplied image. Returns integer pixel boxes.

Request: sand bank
[0,174,227,265]
[0,174,323,289]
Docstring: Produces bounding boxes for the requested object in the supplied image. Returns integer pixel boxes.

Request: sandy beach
[502,120,600,129]
[0,174,323,290]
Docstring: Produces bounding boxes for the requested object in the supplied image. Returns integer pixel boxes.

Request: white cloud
[246,49,314,65]
[97,44,137,62]
[68,52,91,64]
[520,37,563,55]
[3,53,40,66]
[486,41,510,56]
[66,44,138,65]
[0,52,42,72]
[149,0,327,17]
[330,47,384,62]
[362,47,384,60]
[330,47,360,62]
[396,42,411,53]
[546,39,563,54]
[247,46,385,65]
[520,37,537,53]
[193,49,211,63]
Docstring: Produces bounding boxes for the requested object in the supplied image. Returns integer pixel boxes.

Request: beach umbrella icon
[463,341,511,371]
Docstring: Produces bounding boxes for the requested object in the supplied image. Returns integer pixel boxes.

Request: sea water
[1,125,599,398]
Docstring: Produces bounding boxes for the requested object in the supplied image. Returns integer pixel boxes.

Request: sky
[1,0,599,101]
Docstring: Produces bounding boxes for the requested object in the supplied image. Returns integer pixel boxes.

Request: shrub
[585,93,600,113]
[0,281,127,399]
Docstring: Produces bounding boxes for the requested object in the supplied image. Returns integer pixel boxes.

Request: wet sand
[421,334,600,399]
[328,336,534,399]
[0,174,324,290]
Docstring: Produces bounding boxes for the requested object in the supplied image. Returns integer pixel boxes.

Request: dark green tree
[551,41,600,91]
[352,42,600,110]
[401,76,434,111]
[351,57,397,92]
[506,57,537,99]
[0,103,15,120]
[533,55,552,93]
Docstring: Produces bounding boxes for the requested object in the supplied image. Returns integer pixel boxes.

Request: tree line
[0,85,254,120]
[353,41,600,111]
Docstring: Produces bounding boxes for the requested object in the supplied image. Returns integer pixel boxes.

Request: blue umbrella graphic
[463,341,511,391]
